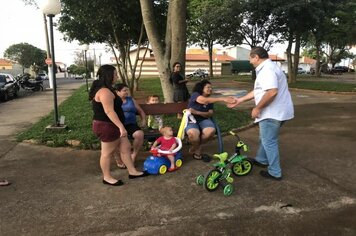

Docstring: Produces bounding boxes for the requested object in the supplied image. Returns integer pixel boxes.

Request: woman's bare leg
[118,137,143,176]
[131,130,144,163]
[100,139,120,183]
[200,127,215,144]
[186,128,201,155]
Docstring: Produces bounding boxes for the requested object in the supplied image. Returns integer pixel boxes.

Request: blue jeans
[185,118,215,132]
[255,119,283,178]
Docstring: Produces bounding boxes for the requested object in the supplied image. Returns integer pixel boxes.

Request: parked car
[38,73,48,80]
[0,73,20,101]
[187,69,208,79]
[74,74,84,79]
[297,67,307,74]
[331,66,349,74]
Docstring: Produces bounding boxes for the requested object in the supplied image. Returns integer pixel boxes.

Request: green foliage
[59,0,144,45]
[4,43,46,71]
[67,64,86,76]
[231,0,282,49]
[288,81,356,92]
[187,0,247,50]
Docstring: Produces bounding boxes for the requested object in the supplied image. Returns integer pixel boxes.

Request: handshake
[223,96,242,108]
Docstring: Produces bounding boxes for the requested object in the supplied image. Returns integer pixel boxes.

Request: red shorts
[92,120,120,142]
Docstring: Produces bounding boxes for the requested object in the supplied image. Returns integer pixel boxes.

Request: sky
[0,0,111,66]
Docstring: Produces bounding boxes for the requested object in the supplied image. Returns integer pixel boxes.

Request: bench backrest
[139,101,188,115]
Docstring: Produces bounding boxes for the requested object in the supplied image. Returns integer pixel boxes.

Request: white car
[297,67,307,74]
[188,69,208,79]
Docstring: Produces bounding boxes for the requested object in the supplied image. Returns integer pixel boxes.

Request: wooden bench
[138,101,224,153]
[138,101,188,141]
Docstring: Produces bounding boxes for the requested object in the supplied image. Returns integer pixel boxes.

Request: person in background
[90,65,148,186]
[228,46,294,181]
[186,79,236,161]
[114,83,146,167]
[170,62,190,118]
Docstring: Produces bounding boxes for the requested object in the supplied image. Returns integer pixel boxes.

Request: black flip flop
[201,154,212,162]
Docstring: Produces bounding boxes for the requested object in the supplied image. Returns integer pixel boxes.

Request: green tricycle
[196,131,253,196]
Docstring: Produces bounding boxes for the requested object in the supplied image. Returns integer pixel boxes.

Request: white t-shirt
[253,59,294,123]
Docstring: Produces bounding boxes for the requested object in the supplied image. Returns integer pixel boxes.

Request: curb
[289,87,356,95]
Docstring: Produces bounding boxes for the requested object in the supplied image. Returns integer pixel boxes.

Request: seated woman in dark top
[185,80,235,161]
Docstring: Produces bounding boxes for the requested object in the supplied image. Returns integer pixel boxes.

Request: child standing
[146,95,164,149]
[151,126,177,172]
[146,95,163,130]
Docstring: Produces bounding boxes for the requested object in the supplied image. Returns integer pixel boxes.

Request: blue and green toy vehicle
[196,131,253,196]
[143,137,183,175]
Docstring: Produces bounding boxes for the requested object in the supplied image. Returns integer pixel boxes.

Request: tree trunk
[291,33,301,83]
[170,0,187,75]
[315,40,321,77]
[208,42,213,77]
[134,45,150,92]
[286,34,293,83]
[140,0,187,102]
[249,45,256,81]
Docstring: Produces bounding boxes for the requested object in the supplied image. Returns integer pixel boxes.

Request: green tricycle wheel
[223,184,234,196]
[196,175,204,186]
[204,169,221,192]
[232,160,252,176]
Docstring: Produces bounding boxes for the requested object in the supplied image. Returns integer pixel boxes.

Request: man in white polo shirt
[228,46,294,180]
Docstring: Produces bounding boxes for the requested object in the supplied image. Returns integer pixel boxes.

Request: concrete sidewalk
[0,80,84,139]
[1,80,356,235]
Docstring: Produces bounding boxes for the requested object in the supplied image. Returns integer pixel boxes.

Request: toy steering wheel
[151,137,182,155]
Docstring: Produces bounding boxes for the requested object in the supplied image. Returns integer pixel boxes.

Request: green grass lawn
[16,77,252,149]
[288,80,356,92]
[232,74,356,92]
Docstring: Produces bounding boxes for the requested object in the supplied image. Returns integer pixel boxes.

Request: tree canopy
[187,0,243,77]
[4,43,46,73]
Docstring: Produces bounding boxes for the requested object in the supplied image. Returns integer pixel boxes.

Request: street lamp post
[42,0,61,127]
[82,44,89,91]
[99,53,102,66]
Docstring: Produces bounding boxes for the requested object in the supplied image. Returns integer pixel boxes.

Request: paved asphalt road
[0,77,356,235]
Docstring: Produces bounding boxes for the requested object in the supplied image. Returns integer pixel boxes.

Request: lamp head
[82,44,89,51]
[41,0,61,16]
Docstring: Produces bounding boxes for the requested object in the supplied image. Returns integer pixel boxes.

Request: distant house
[0,58,13,70]
[110,47,236,77]
[299,56,317,73]
[55,62,67,78]
[276,53,316,73]
[225,46,251,60]
[0,58,68,78]
[0,59,23,76]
